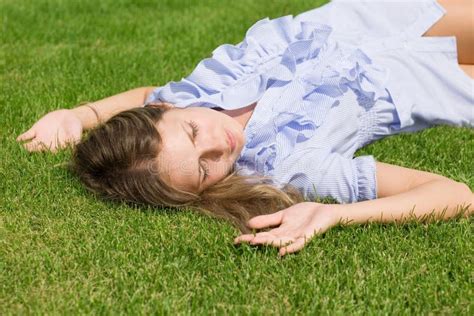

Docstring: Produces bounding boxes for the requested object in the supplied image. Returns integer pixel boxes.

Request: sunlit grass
[1,0,473,314]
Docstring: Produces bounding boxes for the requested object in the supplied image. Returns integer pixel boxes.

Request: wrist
[71,103,99,130]
[318,203,355,227]
[313,203,343,227]
[84,104,101,125]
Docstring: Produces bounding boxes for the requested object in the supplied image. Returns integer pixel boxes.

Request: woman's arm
[72,86,156,130]
[17,86,157,152]
[234,163,473,257]
[337,162,473,224]
[332,179,472,225]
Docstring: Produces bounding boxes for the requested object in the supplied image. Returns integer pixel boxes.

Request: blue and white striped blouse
[146,0,473,204]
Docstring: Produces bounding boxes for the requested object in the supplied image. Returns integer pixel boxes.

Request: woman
[17,0,473,257]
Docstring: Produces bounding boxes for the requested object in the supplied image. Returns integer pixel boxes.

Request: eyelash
[189,120,209,180]
[189,120,199,138]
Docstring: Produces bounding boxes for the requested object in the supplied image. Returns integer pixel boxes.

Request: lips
[225,129,236,154]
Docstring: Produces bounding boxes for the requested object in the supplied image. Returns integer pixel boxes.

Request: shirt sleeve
[274,148,378,204]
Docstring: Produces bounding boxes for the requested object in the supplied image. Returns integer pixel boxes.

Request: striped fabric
[146,0,473,203]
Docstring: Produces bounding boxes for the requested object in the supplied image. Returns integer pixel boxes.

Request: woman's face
[155,107,245,194]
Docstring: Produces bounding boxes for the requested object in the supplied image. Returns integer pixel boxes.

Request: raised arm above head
[72,86,158,130]
[16,86,158,153]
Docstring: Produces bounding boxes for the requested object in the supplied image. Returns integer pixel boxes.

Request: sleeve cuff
[354,155,377,201]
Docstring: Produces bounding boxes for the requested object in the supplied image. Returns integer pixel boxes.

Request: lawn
[1,0,473,314]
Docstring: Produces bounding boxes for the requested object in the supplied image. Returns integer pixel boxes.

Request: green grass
[1,0,473,314]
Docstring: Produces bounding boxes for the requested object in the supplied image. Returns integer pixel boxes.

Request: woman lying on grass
[17,0,473,256]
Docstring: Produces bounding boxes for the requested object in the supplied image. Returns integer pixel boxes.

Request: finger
[250,235,295,248]
[234,234,256,244]
[61,138,78,150]
[279,237,307,257]
[16,129,36,142]
[247,211,283,229]
[55,132,71,150]
[23,140,50,152]
[236,232,269,245]
[23,140,42,152]
[66,135,81,146]
[53,131,79,151]
[234,231,272,244]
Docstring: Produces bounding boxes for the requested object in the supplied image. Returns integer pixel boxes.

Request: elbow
[455,181,472,195]
[451,180,473,214]
[142,86,157,104]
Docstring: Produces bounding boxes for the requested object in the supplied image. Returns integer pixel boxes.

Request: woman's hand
[16,109,83,153]
[234,202,339,257]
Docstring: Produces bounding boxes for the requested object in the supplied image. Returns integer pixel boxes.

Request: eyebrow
[181,122,201,191]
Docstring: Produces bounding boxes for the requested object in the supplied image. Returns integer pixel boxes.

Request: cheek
[211,161,231,181]
[163,156,196,178]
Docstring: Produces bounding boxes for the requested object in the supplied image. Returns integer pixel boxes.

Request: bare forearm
[71,86,156,130]
[333,180,473,225]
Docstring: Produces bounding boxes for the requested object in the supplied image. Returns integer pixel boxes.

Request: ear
[145,102,175,111]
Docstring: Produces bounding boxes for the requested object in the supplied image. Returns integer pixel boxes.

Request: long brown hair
[71,106,304,233]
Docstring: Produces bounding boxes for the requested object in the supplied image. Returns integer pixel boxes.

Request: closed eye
[188,120,209,182]
[201,161,209,181]
[189,120,199,138]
